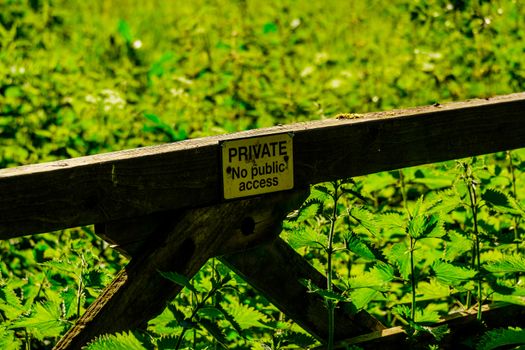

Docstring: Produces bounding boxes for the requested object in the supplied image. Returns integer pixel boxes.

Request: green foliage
[432,260,477,286]
[11,301,67,340]
[2,0,525,348]
[482,188,523,215]
[477,327,525,350]
[385,242,411,280]
[485,255,525,274]
[85,331,148,350]
[344,233,376,261]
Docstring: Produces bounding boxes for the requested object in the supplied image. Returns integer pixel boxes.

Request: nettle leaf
[158,270,197,295]
[296,198,323,222]
[493,293,525,306]
[147,304,184,335]
[220,298,269,330]
[0,284,24,319]
[41,259,79,277]
[11,301,66,340]
[477,327,525,350]
[348,263,393,291]
[348,207,379,236]
[311,184,332,202]
[350,288,378,310]
[60,287,78,319]
[197,306,223,320]
[485,255,525,274]
[414,306,441,324]
[281,331,317,348]
[443,231,472,261]
[417,278,450,301]
[84,269,107,288]
[286,226,325,250]
[408,213,445,239]
[0,327,22,350]
[411,196,425,217]
[385,242,411,280]
[85,331,147,350]
[300,279,350,302]
[167,304,186,324]
[482,188,523,215]
[426,188,463,214]
[392,304,411,320]
[377,212,406,235]
[199,318,228,348]
[432,260,476,286]
[313,184,332,196]
[155,335,180,350]
[344,233,376,260]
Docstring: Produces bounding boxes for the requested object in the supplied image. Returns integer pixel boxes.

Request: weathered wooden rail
[1,92,524,348]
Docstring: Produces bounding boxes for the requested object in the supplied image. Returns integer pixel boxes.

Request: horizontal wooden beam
[1,92,525,237]
[328,302,525,349]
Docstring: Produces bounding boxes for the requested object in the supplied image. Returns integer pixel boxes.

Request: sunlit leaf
[432,260,476,286]
[485,255,525,274]
[344,233,376,260]
[85,331,147,350]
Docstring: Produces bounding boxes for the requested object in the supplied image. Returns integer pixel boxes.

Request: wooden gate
[1,92,524,348]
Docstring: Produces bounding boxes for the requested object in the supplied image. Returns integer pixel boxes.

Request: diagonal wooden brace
[97,198,385,342]
[221,239,384,341]
[54,190,308,349]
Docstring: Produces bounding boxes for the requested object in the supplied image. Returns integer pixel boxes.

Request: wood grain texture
[221,238,385,341]
[2,92,525,238]
[54,190,308,350]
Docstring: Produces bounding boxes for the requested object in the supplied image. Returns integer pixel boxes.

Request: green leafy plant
[2,0,525,348]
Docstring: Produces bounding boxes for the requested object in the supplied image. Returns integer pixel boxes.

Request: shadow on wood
[54,190,308,349]
[221,238,385,342]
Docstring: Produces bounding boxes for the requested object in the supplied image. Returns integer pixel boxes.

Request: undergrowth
[1,0,525,348]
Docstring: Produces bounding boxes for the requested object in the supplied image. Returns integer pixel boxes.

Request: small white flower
[300,66,314,77]
[175,76,193,85]
[422,62,435,72]
[290,18,301,29]
[85,95,98,104]
[9,66,25,75]
[446,3,454,10]
[484,17,491,25]
[315,52,329,65]
[328,79,343,89]
[372,96,379,103]
[170,88,185,97]
[132,40,143,49]
[100,89,125,111]
[428,52,443,60]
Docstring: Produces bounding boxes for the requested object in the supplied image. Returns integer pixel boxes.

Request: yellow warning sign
[221,133,294,199]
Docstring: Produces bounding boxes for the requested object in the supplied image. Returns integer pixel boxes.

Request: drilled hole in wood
[241,216,255,236]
